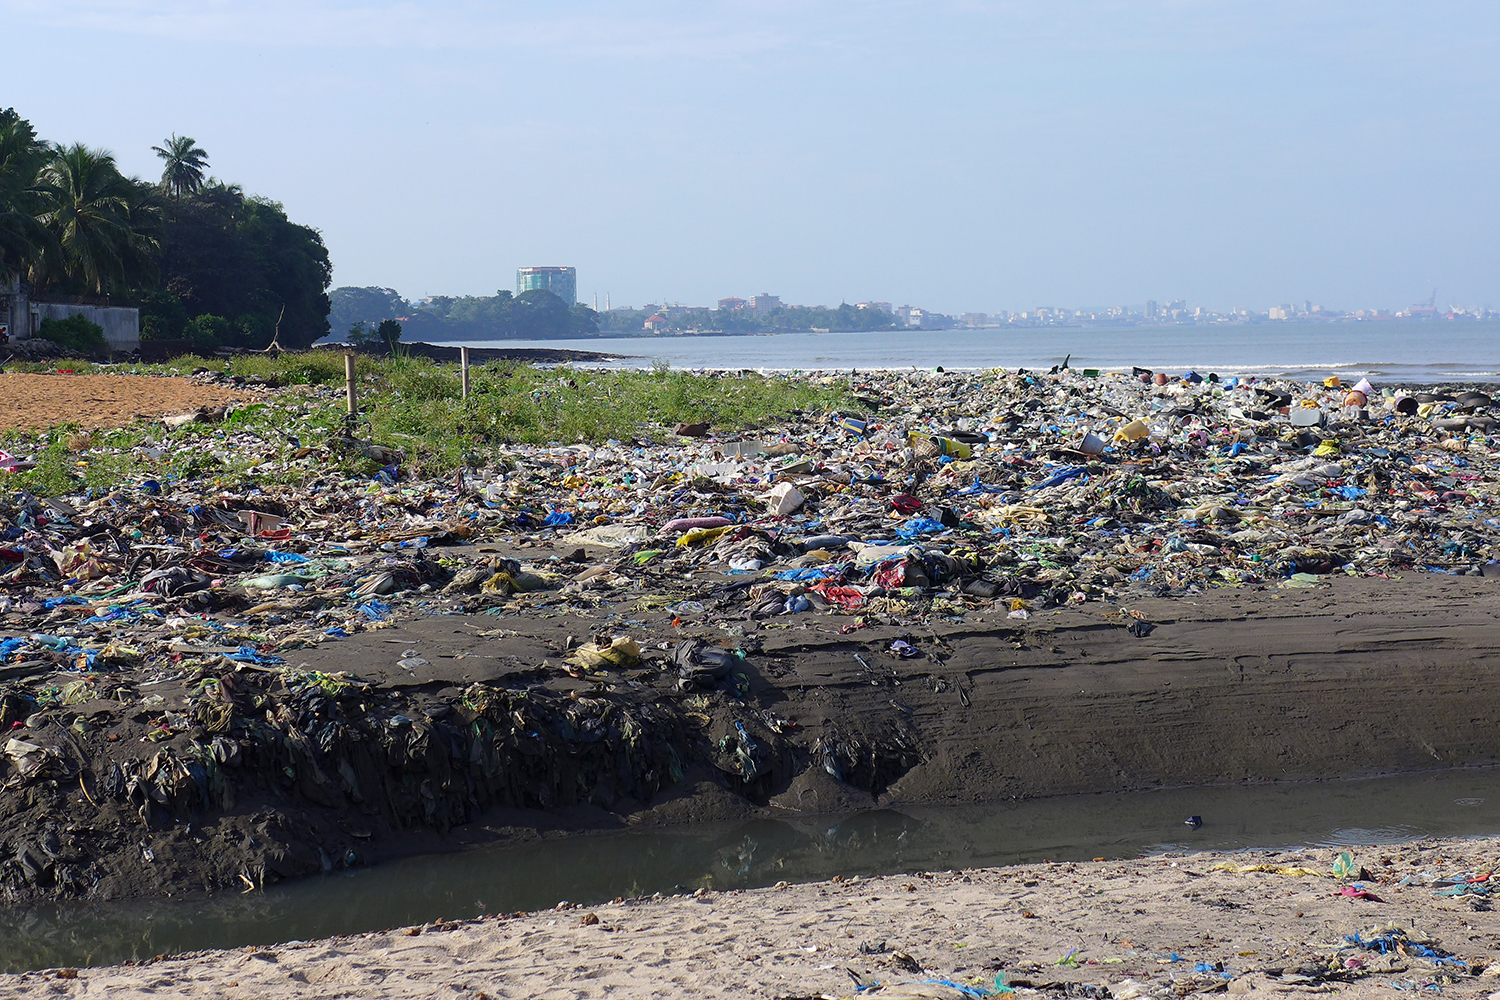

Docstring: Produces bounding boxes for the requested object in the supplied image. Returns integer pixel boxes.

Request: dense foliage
[36,314,108,354]
[0,108,331,351]
[330,286,599,341]
[330,286,407,332]
[145,184,332,349]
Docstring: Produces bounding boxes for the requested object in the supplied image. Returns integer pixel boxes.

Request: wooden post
[344,352,358,421]
[460,346,471,401]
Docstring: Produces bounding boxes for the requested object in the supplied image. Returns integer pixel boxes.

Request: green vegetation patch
[36,316,109,355]
[2,353,850,495]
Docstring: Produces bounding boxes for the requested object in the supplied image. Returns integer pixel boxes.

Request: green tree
[154,183,330,348]
[0,110,330,345]
[151,134,210,199]
[392,287,598,340]
[0,109,54,282]
[241,196,331,347]
[36,143,160,297]
[36,313,108,354]
[375,318,402,350]
[137,287,189,340]
[330,286,408,332]
[184,312,230,349]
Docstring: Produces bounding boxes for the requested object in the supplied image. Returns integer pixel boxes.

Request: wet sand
[4,573,1500,910]
[5,838,1496,998]
[299,572,1500,815]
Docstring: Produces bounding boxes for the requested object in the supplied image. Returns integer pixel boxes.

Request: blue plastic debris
[355,600,392,621]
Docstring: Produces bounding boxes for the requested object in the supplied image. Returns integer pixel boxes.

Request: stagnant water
[3,768,1499,972]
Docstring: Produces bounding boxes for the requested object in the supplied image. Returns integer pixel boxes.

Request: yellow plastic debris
[1210,861,1330,877]
[567,636,643,671]
[676,525,734,547]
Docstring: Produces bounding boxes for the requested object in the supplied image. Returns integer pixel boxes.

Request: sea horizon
[408,317,1500,384]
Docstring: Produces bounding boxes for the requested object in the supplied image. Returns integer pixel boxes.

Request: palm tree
[151,134,209,199]
[118,177,163,288]
[35,143,141,297]
[0,109,53,283]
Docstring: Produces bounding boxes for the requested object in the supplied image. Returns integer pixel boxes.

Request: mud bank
[2,575,1499,905]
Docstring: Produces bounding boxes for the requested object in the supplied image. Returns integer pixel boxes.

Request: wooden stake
[345,352,358,421]
[460,346,471,400]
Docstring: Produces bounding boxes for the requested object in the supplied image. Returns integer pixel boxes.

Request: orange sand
[0,373,251,430]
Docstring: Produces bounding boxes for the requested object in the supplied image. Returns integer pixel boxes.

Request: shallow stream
[4,768,1499,971]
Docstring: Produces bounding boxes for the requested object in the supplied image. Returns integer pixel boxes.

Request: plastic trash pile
[473,366,1500,623]
[7,365,1500,674]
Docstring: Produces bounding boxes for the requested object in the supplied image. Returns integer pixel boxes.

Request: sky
[4,0,1498,315]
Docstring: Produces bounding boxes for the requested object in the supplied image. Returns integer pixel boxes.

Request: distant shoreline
[315,341,635,364]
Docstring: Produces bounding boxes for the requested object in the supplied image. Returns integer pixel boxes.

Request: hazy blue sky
[5,1,1496,314]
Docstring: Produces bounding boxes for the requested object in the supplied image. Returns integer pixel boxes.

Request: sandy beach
[0,372,253,430]
[3,838,1496,998]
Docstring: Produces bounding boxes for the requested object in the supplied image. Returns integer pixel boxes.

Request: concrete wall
[0,277,28,341]
[32,303,140,352]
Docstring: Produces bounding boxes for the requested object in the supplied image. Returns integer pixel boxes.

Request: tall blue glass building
[516,266,577,305]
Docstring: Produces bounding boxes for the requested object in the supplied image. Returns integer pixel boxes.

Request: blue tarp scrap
[1435,882,1490,897]
[1028,465,1089,491]
[773,568,839,582]
[916,979,997,998]
[953,476,1008,497]
[222,646,285,666]
[542,510,574,527]
[41,596,91,610]
[1344,930,1465,967]
[265,551,311,564]
[896,518,948,540]
[356,600,392,621]
[82,608,133,626]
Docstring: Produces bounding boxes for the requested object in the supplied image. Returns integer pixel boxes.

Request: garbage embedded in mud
[4,361,1500,900]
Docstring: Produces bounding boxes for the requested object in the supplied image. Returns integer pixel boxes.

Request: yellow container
[1113,419,1150,443]
[908,432,972,459]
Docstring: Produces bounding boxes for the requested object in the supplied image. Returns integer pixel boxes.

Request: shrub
[36,315,109,355]
[185,313,231,350]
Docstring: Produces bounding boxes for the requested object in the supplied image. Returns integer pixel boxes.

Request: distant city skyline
[391,267,1480,322]
[13,1,1495,316]
[590,291,1480,320]
[379,267,1491,328]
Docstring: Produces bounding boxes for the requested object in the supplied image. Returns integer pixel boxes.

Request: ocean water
[434,318,1500,383]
